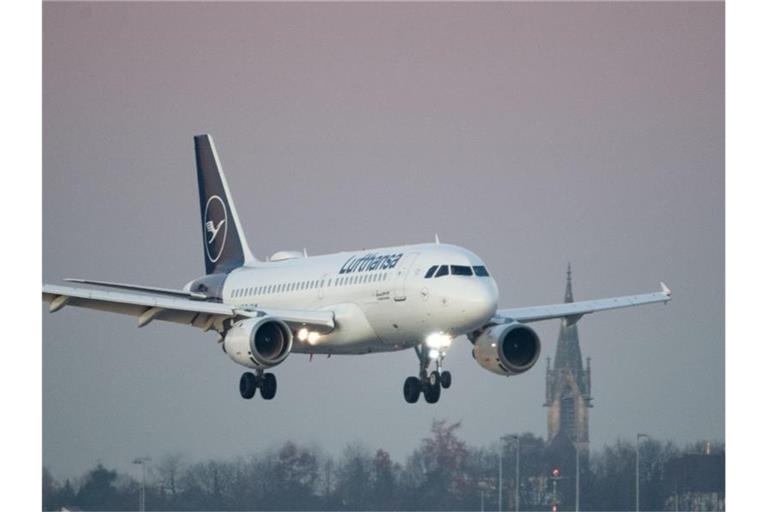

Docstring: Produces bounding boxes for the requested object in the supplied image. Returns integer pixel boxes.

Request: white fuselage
[220,243,498,354]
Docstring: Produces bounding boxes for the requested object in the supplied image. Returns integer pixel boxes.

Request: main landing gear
[239,370,277,400]
[403,345,452,404]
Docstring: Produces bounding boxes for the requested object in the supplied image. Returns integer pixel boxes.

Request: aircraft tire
[403,377,421,403]
[440,371,452,389]
[240,372,257,399]
[260,373,277,400]
[423,380,441,404]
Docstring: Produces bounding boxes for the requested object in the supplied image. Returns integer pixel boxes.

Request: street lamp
[506,435,520,512]
[635,434,648,512]
[132,456,151,512]
[498,438,503,512]
[499,435,521,512]
[574,443,580,512]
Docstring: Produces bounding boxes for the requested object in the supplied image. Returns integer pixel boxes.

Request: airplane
[42,134,672,404]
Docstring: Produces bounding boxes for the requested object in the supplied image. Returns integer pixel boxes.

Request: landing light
[307,331,320,345]
[425,332,452,350]
[297,328,309,342]
[428,348,440,360]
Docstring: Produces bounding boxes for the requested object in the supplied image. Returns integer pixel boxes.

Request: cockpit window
[473,265,490,277]
[425,265,438,278]
[450,265,473,276]
[434,265,449,278]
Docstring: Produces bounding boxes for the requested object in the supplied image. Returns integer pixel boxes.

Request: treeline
[43,420,724,511]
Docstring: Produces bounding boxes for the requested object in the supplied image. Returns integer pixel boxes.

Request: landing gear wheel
[429,370,440,387]
[440,370,452,389]
[260,373,277,400]
[239,372,257,399]
[423,380,441,404]
[404,377,421,403]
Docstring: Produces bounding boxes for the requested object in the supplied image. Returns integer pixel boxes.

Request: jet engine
[223,317,293,369]
[472,322,541,376]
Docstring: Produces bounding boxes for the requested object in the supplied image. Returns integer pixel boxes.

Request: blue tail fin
[194,134,255,274]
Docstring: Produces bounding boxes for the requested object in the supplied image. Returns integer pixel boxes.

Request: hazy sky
[43,2,723,479]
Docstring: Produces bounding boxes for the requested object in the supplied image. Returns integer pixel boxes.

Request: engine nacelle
[223,317,293,369]
[472,322,541,376]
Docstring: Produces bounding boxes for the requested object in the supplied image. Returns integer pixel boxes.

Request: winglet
[660,282,672,298]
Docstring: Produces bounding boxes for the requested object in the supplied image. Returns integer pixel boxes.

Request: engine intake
[472,322,541,376]
[223,317,293,369]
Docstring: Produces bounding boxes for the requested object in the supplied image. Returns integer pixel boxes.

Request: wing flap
[495,283,671,324]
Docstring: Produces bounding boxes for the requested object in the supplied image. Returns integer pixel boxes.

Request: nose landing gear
[402,345,452,404]
[239,370,277,400]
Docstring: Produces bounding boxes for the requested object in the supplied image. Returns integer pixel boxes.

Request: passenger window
[435,265,449,278]
[451,265,473,276]
[425,265,438,278]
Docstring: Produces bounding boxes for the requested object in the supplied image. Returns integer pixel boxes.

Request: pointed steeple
[545,263,593,453]
[554,264,583,371]
[564,262,574,303]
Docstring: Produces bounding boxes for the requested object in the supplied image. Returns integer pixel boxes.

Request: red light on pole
[552,468,560,477]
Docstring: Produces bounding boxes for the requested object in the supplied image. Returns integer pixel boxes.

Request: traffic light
[552,467,560,477]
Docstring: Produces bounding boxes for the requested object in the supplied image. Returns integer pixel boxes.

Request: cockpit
[424,265,491,278]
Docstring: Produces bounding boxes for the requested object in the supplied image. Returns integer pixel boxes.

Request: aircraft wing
[494,283,671,325]
[42,284,335,334]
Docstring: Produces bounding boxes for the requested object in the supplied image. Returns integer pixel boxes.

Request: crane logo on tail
[203,195,228,263]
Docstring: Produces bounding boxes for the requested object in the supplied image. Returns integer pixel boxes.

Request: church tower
[544,264,593,453]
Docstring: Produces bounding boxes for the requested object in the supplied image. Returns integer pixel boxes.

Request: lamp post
[570,440,584,512]
[132,456,151,512]
[498,438,503,512]
[512,435,520,512]
[635,433,648,512]
[499,435,520,512]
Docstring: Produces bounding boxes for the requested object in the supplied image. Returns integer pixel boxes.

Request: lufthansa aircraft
[42,135,672,404]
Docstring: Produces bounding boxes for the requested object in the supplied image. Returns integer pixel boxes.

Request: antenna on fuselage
[303,248,308,257]
[434,233,441,244]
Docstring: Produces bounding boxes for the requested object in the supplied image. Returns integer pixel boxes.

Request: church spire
[545,263,593,453]
[564,262,574,303]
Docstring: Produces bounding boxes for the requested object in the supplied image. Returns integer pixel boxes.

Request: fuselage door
[393,253,419,302]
